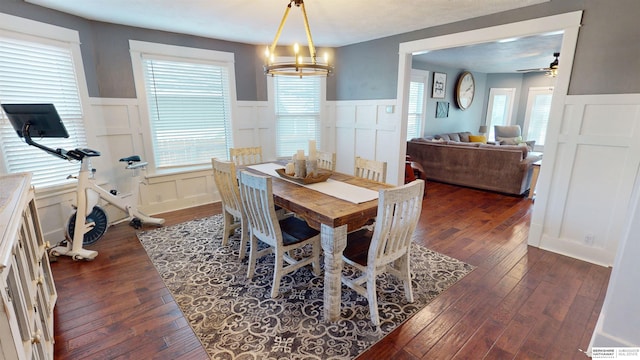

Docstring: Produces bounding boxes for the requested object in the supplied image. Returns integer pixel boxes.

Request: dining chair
[229,146,263,165]
[317,151,336,171]
[341,179,425,327]
[212,158,248,259]
[238,170,321,298]
[354,156,387,183]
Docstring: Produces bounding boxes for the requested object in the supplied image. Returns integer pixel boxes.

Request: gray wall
[334,0,640,100]
[2,0,640,101]
[412,61,487,137]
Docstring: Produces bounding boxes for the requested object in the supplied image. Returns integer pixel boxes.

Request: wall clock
[455,71,475,110]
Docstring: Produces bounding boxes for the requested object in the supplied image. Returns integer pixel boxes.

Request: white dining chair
[317,151,336,171]
[238,170,321,298]
[229,146,263,166]
[212,158,249,259]
[354,156,387,183]
[341,179,425,327]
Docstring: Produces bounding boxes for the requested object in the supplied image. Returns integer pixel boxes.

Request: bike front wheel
[66,206,109,246]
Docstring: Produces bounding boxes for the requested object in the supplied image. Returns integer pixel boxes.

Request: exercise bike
[54,150,165,260]
[2,103,164,261]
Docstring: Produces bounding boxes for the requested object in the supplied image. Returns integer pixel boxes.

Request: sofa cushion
[469,135,487,143]
[458,132,472,142]
[444,133,460,142]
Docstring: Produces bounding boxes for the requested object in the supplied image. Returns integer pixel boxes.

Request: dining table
[243,162,392,322]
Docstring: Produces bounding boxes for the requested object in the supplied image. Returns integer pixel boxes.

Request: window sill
[146,164,213,182]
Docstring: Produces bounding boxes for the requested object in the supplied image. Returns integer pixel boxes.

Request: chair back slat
[368,179,424,266]
[212,158,242,218]
[238,171,280,246]
[317,151,336,171]
[230,147,263,165]
[354,156,387,183]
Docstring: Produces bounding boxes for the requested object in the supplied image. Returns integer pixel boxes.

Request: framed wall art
[436,101,449,118]
[432,72,447,98]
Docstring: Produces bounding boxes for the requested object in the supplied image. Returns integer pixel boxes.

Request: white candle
[297,149,305,159]
[308,140,317,160]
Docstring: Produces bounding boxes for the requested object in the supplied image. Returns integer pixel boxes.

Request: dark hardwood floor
[51,181,610,359]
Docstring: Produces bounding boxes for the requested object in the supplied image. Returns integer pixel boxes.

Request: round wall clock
[455,71,475,110]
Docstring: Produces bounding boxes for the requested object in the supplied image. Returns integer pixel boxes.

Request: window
[485,88,516,142]
[523,87,554,151]
[407,70,428,140]
[273,76,322,158]
[130,41,236,169]
[0,16,88,188]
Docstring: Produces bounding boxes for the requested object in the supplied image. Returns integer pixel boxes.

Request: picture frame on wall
[436,101,449,118]
[432,72,447,98]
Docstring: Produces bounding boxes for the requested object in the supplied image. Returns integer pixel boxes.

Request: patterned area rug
[137,215,474,360]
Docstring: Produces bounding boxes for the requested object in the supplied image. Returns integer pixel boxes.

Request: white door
[485,88,516,142]
[523,87,554,152]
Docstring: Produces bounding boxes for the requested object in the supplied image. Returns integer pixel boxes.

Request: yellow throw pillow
[469,135,487,144]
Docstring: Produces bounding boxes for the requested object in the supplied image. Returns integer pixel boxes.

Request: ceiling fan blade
[516,67,550,73]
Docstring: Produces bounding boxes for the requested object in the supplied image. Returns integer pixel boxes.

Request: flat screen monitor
[1,103,69,138]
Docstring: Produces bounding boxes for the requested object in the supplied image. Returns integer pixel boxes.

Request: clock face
[456,72,475,110]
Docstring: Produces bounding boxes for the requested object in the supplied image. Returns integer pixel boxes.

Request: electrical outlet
[584,234,595,246]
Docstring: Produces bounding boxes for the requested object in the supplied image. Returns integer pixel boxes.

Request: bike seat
[119,155,141,163]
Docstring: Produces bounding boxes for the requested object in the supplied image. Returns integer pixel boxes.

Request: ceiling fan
[517,52,560,75]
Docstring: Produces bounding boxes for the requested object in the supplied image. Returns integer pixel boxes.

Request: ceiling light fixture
[264,0,333,77]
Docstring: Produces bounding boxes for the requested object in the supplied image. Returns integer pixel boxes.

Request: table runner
[247,163,379,204]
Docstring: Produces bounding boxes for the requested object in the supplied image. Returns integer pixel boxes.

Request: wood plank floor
[51,181,610,359]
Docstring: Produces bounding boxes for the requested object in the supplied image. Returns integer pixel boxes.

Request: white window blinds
[274,76,320,158]
[0,36,86,188]
[141,57,232,168]
[407,80,425,140]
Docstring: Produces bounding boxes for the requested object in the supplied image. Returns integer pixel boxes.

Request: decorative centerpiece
[278,140,331,184]
[276,168,332,184]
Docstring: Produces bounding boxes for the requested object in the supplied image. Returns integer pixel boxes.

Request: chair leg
[222,210,233,245]
[366,274,380,327]
[311,242,321,276]
[246,234,258,279]
[398,255,414,303]
[238,218,248,260]
[271,249,284,298]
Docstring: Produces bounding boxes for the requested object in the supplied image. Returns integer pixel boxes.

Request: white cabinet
[1,173,57,360]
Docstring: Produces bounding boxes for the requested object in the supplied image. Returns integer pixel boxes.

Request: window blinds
[0,36,86,188]
[274,76,320,158]
[407,80,425,140]
[141,57,232,168]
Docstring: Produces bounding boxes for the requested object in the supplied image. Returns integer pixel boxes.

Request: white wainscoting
[333,99,400,185]
[528,94,640,266]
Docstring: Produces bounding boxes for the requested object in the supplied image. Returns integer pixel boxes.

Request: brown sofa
[407,136,542,195]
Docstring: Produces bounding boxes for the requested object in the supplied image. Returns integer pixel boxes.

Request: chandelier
[264,0,333,77]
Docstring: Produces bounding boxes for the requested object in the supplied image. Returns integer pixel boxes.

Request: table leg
[321,223,347,322]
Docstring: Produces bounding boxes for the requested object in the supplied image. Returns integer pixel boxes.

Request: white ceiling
[26,0,559,73]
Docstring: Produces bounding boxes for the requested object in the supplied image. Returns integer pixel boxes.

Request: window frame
[129,40,237,174]
[523,86,554,152]
[0,12,92,189]
[267,62,326,159]
[407,69,429,140]
[485,88,516,142]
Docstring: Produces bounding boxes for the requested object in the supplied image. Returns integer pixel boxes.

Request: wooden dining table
[243,164,391,322]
